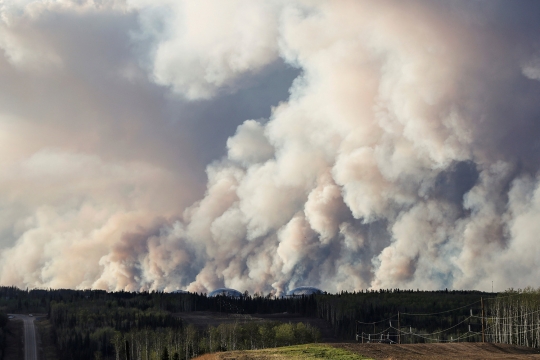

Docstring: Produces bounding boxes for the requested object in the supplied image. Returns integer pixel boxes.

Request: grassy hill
[194,344,372,359]
[195,342,540,360]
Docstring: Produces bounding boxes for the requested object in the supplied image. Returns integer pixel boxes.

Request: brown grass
[193,354,220,360]
[332,342,540,360]
[193,343,540,360]
[193,344,370,360]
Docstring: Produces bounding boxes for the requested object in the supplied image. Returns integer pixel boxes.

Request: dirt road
[8,314,38,360]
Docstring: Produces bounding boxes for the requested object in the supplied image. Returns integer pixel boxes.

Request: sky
[1,0,540,294]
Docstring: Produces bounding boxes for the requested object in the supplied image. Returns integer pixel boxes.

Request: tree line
[486,287,540,347]
[110,321,320,360]
[317,289,488,340]
[0,285,500,358]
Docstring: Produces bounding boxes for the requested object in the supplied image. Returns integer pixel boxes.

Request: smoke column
[2,0,540,294]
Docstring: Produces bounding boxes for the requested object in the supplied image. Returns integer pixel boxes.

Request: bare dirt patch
[331,342,540,360]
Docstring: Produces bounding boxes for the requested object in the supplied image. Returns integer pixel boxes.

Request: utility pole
[398,312,401,344]
[481,297,485,343]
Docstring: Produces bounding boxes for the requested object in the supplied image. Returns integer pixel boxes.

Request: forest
[0,311,7,359]
[2,286,538,359]
[485,287,540,347]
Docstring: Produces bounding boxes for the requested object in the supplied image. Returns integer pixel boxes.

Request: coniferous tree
[161,347,169,360]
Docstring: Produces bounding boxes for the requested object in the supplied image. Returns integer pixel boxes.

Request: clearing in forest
[195,342,540,360]
[193,344,371,359]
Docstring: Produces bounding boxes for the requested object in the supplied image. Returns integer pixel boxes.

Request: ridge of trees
[0,286,497,359]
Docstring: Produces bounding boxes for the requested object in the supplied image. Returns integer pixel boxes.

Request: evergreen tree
[161,347,169,360]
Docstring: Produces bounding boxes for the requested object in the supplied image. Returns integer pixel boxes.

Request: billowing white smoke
[1,0,540,294]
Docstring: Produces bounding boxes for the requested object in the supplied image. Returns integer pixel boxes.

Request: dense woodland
[485,288,540,347]
[0,287,322,359]
[319,289,489,342]
[0,311,7,359]
[3,286,537,359]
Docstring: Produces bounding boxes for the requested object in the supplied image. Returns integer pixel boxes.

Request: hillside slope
[196,343,540,360]
[194,344,371,359]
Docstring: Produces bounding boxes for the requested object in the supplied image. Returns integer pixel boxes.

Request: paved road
[8,314,38,360]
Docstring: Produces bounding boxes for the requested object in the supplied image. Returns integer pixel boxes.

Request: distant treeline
[0,286,496,359]
[111,321,321,360]
[317,288,489,340]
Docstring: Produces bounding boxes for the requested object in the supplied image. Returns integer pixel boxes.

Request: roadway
[8,314,38,360]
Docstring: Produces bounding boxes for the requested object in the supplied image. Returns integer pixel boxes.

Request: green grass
[223,344,373,359]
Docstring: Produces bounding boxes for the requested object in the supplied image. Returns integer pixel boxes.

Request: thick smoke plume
[2,0,540,294]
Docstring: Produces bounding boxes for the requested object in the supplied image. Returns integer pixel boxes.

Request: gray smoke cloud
[2,0,540,294]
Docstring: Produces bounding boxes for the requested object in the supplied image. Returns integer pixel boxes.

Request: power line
[355,292,540,346]
[359,326,393,336]
[356,314,397,325]
[400,300,481,316]
[482,292,525,301]
[398,329,483,343]
[472,307,540,320]
[396,316,472,336]
[486,324,540,336]
[358,325,485,344]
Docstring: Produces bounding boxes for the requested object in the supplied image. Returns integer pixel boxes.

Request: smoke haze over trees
[1,0,540,294]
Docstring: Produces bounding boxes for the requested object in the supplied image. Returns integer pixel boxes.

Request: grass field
[196,342,540,360]
[194,344,373,359]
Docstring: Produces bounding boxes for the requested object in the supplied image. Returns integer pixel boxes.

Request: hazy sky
[2,0,540,294]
